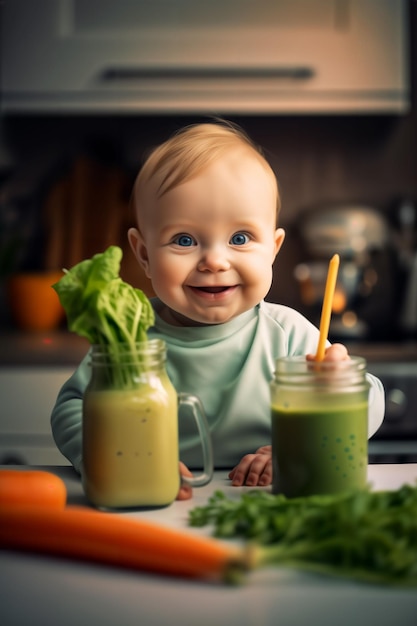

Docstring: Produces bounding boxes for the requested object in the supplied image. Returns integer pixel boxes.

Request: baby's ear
[273,228,286,257]
[127,227,151,277]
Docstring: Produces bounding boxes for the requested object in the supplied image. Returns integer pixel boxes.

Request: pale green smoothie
[82,378,180,509]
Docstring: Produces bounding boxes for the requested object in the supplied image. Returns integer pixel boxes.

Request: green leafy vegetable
[189,486,417,586]
[53,246,154,345]
[53,246,155,387]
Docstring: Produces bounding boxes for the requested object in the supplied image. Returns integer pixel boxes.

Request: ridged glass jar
[270,356,370,498]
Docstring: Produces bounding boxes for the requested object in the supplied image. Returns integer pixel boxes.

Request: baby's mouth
[189,285,237,298]
[195,286,230,293]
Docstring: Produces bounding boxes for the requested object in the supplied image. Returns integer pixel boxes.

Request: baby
[51,120,384,499]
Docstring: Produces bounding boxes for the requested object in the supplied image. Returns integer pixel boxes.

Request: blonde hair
[132,120,281,222]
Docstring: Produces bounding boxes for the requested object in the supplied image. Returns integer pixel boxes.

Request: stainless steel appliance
[294,204,397,341]
[368,361,417,464]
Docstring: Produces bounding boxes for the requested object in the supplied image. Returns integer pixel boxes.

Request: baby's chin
[158,306,205,327]
[160,305,241,327]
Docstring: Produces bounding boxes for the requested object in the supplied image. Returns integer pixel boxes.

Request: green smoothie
[271,400,368,497]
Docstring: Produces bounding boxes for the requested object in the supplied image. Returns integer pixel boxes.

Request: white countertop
[1,464,417,626]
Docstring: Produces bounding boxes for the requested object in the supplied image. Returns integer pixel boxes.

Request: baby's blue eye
[230,232,249,245]
[174,234,195,247]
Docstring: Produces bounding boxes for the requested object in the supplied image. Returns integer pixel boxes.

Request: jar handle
[177,393,213,486]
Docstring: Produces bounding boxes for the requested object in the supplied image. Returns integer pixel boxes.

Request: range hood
[0,0,410,114]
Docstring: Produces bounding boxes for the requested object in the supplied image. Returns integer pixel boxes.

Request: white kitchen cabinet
[0,0,410,114]
[0,367,73,465]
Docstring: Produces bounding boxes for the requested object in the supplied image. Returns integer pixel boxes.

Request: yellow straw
[315,253,340,362]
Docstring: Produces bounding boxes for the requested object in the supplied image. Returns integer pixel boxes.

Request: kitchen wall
[0,4,416,341]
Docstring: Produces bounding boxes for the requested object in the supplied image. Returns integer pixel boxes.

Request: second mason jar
[270,356,370,498]
[82,339,213,509]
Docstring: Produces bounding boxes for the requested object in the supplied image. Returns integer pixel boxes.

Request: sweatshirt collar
[151,298,259,342]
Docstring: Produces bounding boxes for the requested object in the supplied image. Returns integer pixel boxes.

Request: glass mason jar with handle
[82,339,213,509]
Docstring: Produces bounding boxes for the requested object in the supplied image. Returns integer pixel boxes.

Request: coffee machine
[294,204,397,341]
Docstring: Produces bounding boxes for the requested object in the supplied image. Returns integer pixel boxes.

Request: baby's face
[130,149,284,326]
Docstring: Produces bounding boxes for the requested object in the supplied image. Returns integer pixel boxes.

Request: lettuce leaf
[53,245,154,348]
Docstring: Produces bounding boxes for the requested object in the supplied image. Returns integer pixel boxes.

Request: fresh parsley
[189,486,417,586]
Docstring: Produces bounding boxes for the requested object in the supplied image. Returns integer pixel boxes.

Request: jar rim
[90,338,165,353]
[274,355,367,373]
[272,356,368,387]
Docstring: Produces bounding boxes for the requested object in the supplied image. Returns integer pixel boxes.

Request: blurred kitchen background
[1,0,417,465]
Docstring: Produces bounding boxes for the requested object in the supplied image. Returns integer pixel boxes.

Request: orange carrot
[0,504,252,583]
[0,469,67,510]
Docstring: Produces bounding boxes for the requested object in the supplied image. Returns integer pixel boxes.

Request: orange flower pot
[7,270,65,331]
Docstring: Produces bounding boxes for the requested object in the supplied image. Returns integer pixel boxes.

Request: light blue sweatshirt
[51,300,385,472]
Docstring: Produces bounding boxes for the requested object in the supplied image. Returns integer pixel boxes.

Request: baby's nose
[197,247,231,272]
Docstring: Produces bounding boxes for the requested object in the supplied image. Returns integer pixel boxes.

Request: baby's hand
[306,343,350,362]
[228,446,272,487]
[177,461,193,500]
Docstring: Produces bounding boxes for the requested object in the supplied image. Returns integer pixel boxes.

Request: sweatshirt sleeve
[366,372,385,438]
[50,353,91,474]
